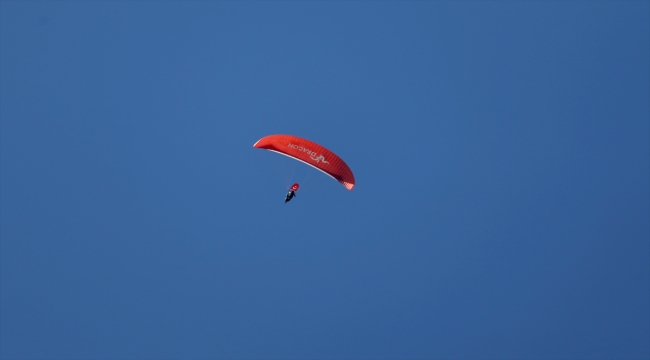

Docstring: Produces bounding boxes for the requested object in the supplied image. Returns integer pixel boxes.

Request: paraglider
[254,134,355,202]
[285,183,299,203]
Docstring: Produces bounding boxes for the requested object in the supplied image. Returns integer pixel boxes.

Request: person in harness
[285,183,299,203]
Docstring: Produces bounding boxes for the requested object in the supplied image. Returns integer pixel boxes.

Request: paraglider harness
[285,191,296,203]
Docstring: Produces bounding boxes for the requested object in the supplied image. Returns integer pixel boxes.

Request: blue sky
[1,1,648,359]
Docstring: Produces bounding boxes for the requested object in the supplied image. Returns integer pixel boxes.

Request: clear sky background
[1,1,648,359]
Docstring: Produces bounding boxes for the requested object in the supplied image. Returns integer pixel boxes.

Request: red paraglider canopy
[253,134,355,190]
